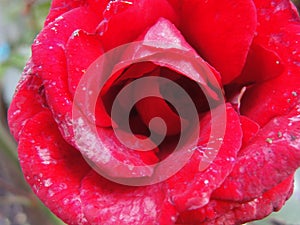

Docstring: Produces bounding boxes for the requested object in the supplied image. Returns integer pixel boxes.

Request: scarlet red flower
[8,0,300,224]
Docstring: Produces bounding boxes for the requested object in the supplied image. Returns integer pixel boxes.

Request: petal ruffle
[80,172,177,225]
[176,174,294,224]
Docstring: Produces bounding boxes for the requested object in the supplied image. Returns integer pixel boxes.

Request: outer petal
[226,0,300,203]
[213,105,300,202]
[253,0,299,24]
[46,0,109,24]
[32,7,102,144]
[241,68,300,126]
[80,172,177,225]
[45,0,87,26]
[16,109,175,225]
[176,174,294,224]
[178,0,257,84]
[7,61,46,141]
[18,111,91,225]
[241,0,300,125]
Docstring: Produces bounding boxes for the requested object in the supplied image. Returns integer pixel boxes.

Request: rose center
[97,62,210,160]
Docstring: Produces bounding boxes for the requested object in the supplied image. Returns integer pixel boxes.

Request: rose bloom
[8,0,300,224]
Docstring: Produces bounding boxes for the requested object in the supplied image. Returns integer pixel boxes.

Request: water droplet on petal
[96,0,133,36]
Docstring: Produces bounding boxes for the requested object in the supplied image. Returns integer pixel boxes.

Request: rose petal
[98,0,178,51]
[65,30,112,127]
[134,76,188,136]
[253,0,299,27]
[18,111,91,225]
[32,7,102,144]
[91,126,160,177]
[213,106,300,201]
[117,17,222,100]
[228,175,294,224]
[239,115,260,148]
[101,62,158,97]
[241,69,300,126]
[98,62,159,128]
[241,0,300,125]
[7,61,46,141]
[17,109,169,225]
[178,0,257,84]
[234,42,284,85]
[86,0,110,14]
[80,172,177,224]
[45,0,86,25]
[167,104,242,212]
[66,30,103,96]
[177,174,294,224]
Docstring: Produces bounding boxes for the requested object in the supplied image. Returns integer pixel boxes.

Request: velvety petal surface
[45,0,87,25]
[7,1,300,225]
[167,104,242,212]
[32,7,102,144]
[7,61,47,141]
[73,17,225,180]
[80,172,177,225]
[213,105,300,201]
[18,111,91,225]
[241,0,300,125]
[16,100,174,224]
[66,30,103,96]
[176,175,294,224]
[177,0,257,84]
[98,0,178,51]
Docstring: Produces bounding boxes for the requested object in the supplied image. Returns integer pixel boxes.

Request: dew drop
[96,19,109,36]
[96,0,133,36]
[171,216,177,222]
[72,29,80,37]
[266,137,273,144]
[104,0,133,18]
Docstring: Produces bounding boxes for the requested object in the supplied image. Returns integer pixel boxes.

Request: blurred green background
[0,0,299,225]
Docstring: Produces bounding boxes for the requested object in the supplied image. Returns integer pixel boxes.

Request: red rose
[8,0,300,224]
